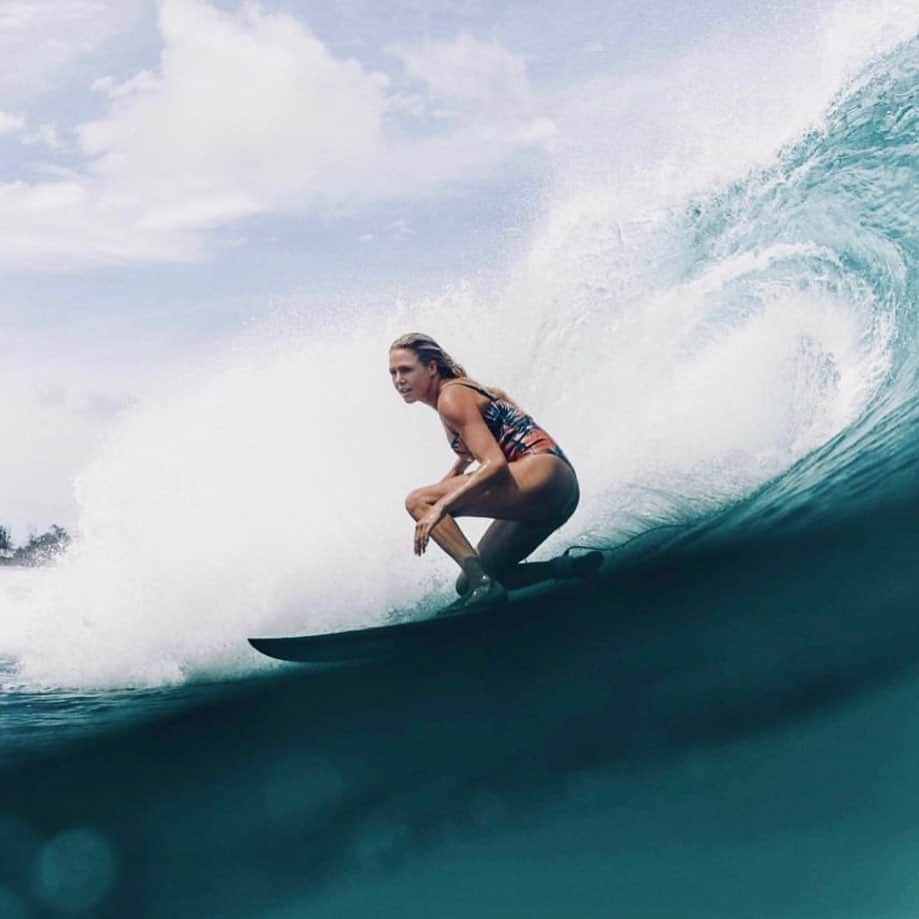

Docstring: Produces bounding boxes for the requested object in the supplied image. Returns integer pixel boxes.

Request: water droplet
[33,827,117,913]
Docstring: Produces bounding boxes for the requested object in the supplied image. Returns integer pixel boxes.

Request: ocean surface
[2,19,919,919]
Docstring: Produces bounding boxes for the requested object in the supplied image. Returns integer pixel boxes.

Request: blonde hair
[390,332,466,379]
[389,332,519,408]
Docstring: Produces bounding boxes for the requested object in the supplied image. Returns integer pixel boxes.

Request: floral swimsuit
[442,381,572,468]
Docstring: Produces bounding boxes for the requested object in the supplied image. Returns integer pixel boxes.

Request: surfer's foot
[464,575,508,608]
[549,550,604,581]
[438,575,508,616]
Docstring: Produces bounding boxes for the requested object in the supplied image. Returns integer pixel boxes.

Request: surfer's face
[389,348,435,403]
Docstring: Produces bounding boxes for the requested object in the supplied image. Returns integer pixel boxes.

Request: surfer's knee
[404,488,431,519]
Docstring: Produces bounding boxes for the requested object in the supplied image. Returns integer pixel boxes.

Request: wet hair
[390,332,466,379]
[389,332,518,407]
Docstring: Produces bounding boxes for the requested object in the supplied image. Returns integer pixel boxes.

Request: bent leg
[405,483,507,603]
[455,518,571,595]
[478,519,558,580]
[405,486,476,562]
[407,455,579,599]
[411,455,579,525]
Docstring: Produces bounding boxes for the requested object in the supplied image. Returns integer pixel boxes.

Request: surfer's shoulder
[437,379,482,420]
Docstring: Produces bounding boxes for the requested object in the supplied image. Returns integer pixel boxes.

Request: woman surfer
[390,333,600,610]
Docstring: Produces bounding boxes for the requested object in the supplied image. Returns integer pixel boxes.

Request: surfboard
[248,580,577,664]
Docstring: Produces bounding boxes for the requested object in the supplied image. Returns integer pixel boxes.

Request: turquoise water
[2,31,919,919]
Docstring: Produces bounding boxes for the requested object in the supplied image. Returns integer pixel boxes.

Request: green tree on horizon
[0,523,71,565]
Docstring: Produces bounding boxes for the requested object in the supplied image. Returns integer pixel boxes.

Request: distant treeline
[0,525,72,567]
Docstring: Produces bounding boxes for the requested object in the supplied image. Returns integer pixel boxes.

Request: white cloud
[91,70,162,100]
[0,110,24,133]
[514,117,558,148]
[393,32,531,108]
[0,0,99,32]
[386,33,557,157]
[384,91,427,118]
[0,180,203,269]
[78,0,388,227]
[0,0,146,100]
[22,123,59,148]
[389,218,413,239]
[0,1,557,268]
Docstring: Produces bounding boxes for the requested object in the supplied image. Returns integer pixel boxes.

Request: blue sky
[1,0,912,538]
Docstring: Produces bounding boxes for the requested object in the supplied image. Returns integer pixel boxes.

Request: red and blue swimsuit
[442,381,572,467]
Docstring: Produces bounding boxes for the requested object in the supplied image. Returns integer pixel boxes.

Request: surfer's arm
[433,390,508,514]
[440,455,473,481]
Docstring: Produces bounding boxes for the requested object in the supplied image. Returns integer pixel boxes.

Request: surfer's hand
[415,505,445,555]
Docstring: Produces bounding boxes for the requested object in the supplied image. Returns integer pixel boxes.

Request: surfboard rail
[248,580,580,663]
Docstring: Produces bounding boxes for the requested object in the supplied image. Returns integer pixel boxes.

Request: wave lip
[671,33,919,528]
